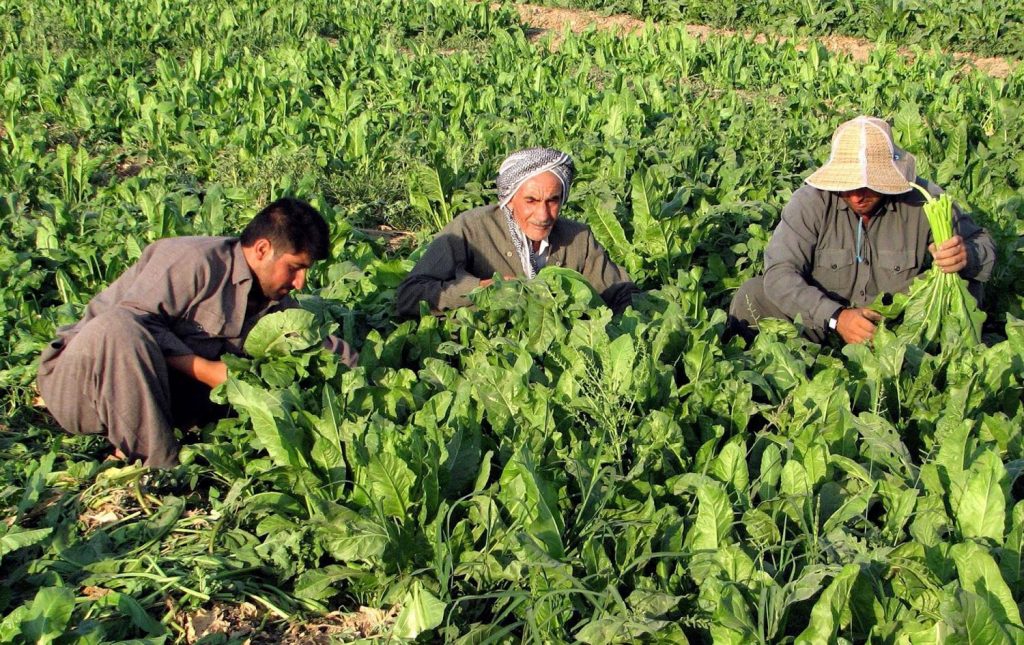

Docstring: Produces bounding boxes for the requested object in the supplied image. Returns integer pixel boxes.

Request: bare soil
[176,601,400,643]
[511,3,1016,78]
[357,225,419,251]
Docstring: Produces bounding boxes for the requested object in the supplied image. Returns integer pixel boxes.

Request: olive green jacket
[763,179,996,333]
[396,205,640,317]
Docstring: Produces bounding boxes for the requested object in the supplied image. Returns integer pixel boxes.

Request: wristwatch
[828,307,844,331]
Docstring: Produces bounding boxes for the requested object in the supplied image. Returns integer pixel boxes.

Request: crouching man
[37,197,357,467]
[728,116,995,344]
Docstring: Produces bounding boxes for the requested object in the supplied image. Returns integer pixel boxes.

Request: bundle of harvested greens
[872,185,985,349]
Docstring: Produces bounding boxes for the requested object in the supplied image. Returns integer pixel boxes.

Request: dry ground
[512,3,1016,78]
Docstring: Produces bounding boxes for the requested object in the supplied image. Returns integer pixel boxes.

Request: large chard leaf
[575,616,676,644]
[1001,501,1024,596]
[690,481,733,551]
[535,266,603,311]
[709,584,757,644]
[316,505,388,564]
[366,452,415,521]
[393,581,447,639]
[524,300,561,355]
[711,437,750,508]
[244,308,323,357]
[311,388,347,496]
[468,359,529,435]
[604,332,635,395]
[0,586,76,645]
[294,565,362,601]
[407,162,451,231]
[0,526,52,566]
[948,589,1016,645]
[581,192,632,266]
[221,379,308,469]
[629,168,669,259]
[442,425,481,497]
[951,541,1023,628]
[952,449,1008,544]
[498,447,565,559]
[795,564,862,644]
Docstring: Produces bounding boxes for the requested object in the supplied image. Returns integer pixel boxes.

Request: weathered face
[838,187,886,218]
[248,240,313,300]
[507,171,563,243]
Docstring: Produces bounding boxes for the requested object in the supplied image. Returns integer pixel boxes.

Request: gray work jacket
[396,204,641,317]
[763,180,996,334]
[43,237,287,363]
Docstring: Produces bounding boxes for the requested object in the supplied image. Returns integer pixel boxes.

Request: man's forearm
[763,265,841,332]
[166,354,228,388]
[396,271,481,318]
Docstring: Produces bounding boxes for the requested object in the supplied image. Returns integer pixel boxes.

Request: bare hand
[929,235,968,274]
[167,354,228,388]
[836,307,882,344]
[203,359,229,388]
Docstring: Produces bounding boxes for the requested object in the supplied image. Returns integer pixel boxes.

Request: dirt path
[512,3,1016,79]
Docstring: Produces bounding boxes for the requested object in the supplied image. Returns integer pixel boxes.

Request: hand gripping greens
[871,185,985,349]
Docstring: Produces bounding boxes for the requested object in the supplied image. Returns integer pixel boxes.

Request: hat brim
[805,149,916,195]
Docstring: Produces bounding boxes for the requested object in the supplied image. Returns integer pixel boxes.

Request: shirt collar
[230,238,254,285]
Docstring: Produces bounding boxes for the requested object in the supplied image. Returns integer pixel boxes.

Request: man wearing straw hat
[396,147,641,317]
[728,115,995,344]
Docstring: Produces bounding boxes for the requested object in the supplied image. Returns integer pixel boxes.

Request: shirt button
[894,265,901,271]
[506,251,513,257]
[831,263,838,269]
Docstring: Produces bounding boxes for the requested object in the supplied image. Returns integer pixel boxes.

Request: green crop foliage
[1,0,1024,641]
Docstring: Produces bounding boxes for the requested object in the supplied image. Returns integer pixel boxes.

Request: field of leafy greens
[2,0,1024,642]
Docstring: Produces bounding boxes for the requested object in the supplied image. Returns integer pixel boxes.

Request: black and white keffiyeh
[496,147,575,209]
[496,148,573,278]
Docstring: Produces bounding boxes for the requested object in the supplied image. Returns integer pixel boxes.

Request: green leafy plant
[872,186,986,350]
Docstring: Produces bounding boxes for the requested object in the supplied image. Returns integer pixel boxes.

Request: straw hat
[805,116,916,195]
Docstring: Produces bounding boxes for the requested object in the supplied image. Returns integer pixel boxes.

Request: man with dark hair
[37,197,356,468]
[239,197,330,261]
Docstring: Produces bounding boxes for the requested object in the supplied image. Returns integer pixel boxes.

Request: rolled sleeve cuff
[436,271,484,311]
[958,240,994,283]
[960,243,979,279]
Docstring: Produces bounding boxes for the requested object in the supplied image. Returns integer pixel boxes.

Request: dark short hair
[240,197,329,261]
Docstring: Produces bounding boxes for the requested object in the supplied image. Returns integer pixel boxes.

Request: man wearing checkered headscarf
[496,147,575,210]
[727,115,995,345]
[396,147,640,317]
